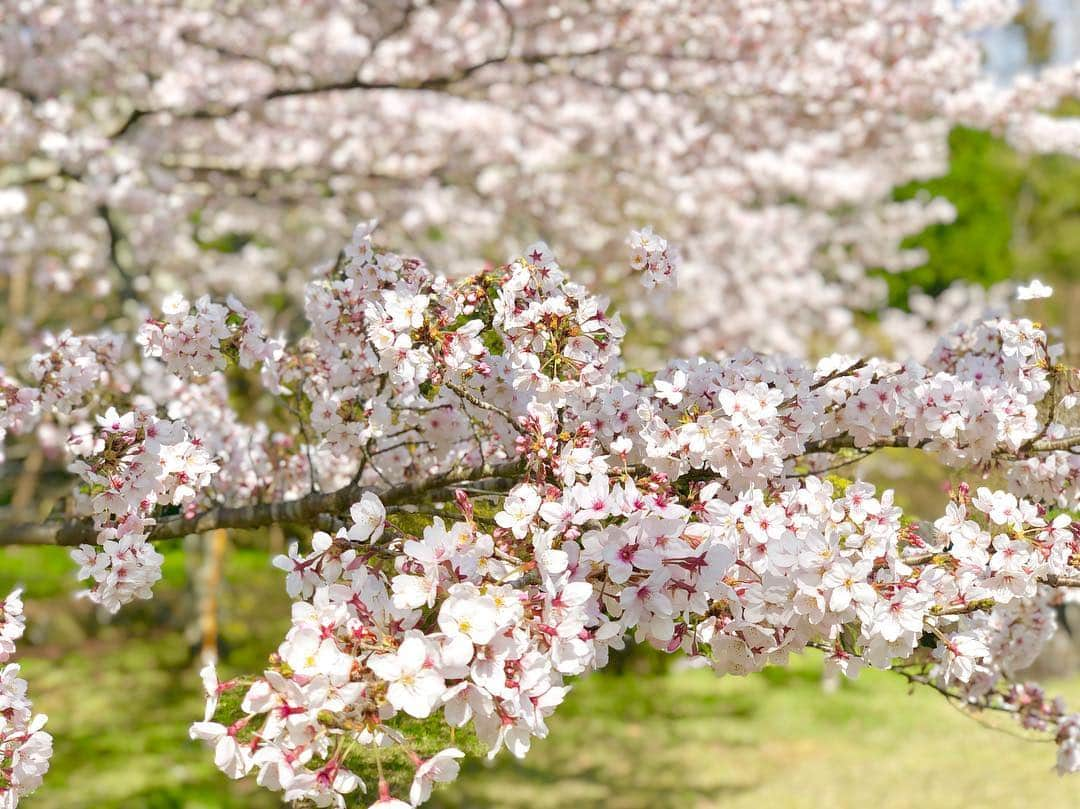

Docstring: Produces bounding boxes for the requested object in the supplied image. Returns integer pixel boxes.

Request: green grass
[5,541,1080,808]
[431,659,1080,809]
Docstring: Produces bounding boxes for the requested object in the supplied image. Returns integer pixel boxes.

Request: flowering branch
[5,222,1080,805]
[0,460,524,548]
[7,422,1077,549]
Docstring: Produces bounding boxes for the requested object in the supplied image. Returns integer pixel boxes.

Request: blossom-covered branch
[0,459,524,548]
[5,220,1080,806]
[5,428,1080,549]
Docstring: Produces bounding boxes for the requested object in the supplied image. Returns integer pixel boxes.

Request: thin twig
[444,380,523,434]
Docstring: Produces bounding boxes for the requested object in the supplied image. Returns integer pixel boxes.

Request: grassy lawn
[5,543,1080,809]
[433,662,1080,809]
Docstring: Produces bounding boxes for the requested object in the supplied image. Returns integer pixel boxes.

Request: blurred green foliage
[877,125,1080,309]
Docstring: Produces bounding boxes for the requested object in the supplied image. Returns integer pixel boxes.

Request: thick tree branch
[6,426,1080,549]
[0,460,524,548]
[802,432,1080,458]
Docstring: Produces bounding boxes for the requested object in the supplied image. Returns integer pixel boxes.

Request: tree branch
[802,432,1080,458]
[7,421,1080,549]
[96,203,139,301]
[0,460,524,548]
[113,46,612,132]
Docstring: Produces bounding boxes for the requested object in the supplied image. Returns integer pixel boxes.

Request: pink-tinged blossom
[0,598,51,807]
[368,636,446,719]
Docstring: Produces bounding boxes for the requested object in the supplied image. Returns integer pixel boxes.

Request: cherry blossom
[4,3,1080,805]
[178,230,1080,804]
[0,592,51,807]
[1017,279,1054,300]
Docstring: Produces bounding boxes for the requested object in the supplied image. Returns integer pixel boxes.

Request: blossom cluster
[0,330,122,462]
[830,315,1057,466]
[68,407,218,612]
[627,227,679,289]
[193,495,581,808]
[0,590,51,807]
[0,591,25,667]
[155,370,315,507]
[297,221,484,460]
[137,292,282,385]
